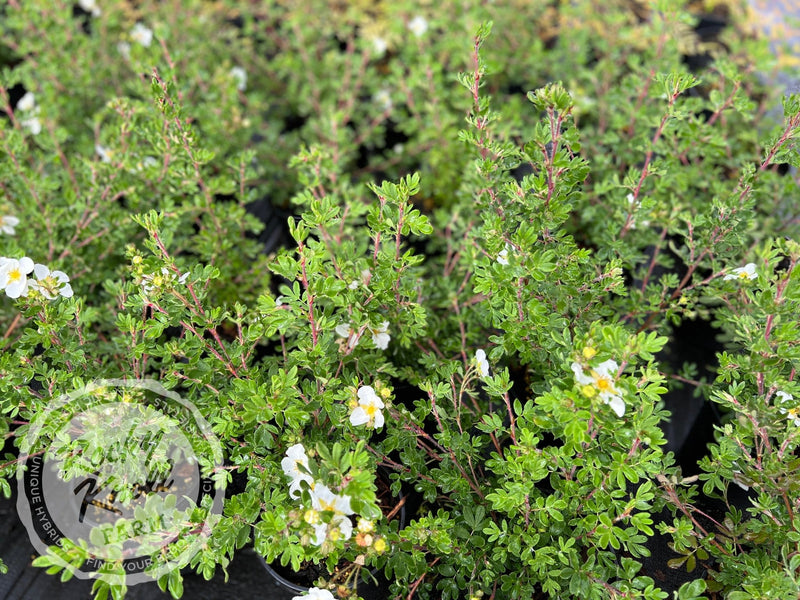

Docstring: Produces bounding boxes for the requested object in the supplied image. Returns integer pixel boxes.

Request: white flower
[230,66,247,91]
[408,15,429,37]
[27,264,73,299]
[330,513,353,541]
[17,92,36,112]
[357,518,374,533]
[78,0,101,16]
[336,322,360,349]
[131,156,158,173]
[724,263,756,281]
[292,587,335,600]
[281,443,310,479]
[350,385,385,428]
[131,23,153,47]
[475,349,490,378]
[373,88,392,111]
[140,267,188,296]
[96,144,112,163]
[0,257,34,299]
[777,391,800,426]
[288,475,314,500]
[21,116,42,136]
[310,483,353,515]
[0,216,19,236]
[310,513,353,546]
[16,95,41,136]
[371,321,390,350]
[496,243,514,265]
[348,280,359,290]
[282,443,314,499]
[372,37,388,55]
[571,359,625,417]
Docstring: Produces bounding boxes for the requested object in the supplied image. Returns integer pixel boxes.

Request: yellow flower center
[8,268,21,283]
[365,405,377,418]
[592,373,614,393]
[738,271,749,279]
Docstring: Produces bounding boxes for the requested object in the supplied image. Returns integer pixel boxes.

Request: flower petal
[606,395,626,417]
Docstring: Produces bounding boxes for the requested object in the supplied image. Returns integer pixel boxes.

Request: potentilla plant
[1,1,800,600]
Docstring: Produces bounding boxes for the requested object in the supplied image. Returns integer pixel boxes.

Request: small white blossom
[475,349,490,378]
[0,257,34,299]
[16,93,41,135]
[496,243,514,265]
[281,443,314,499]
[724,263,756,281]
[27,264,73,299]
[336,322,360,349]
[21,116,42,136]
[0,216,19,236]
[140,267,188,296]
[330,513,353,541]
[408,15,429,37]
[292,587,335,600]
[230,66,247,91]
[281,443,310,479]
[310,513,353,546]
[78,0,101,16]
[131,156,158,173]
[371,37,388,55]
[131,23,153,47]
[571,359,625,417]
[371,321,390,350]
[350,385,385,429]
[625,193,651,229]
[96,144,113,163]
[777,391,800,426]
[17,92,36,112]
[373,88,392,111]
[357,518,374,533]
[348,280,359,290]
[310,483,353,515]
